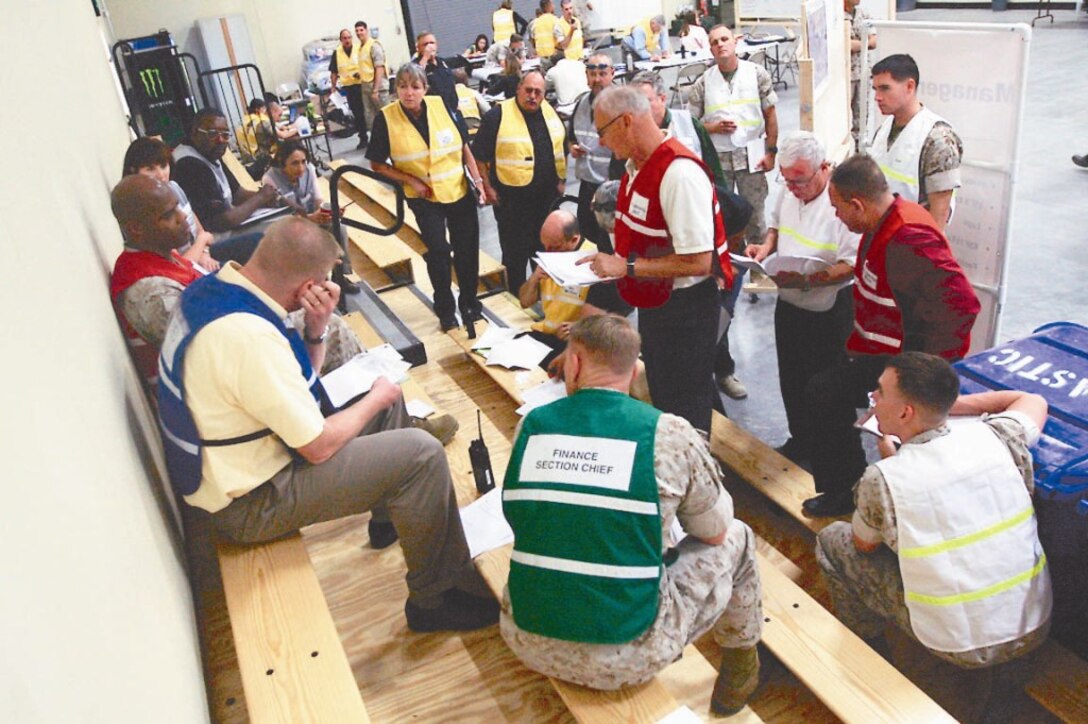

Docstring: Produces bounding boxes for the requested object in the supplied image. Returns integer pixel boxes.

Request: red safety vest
[614,138,731,308]
[110,249,201,389]
[847,197,975,359]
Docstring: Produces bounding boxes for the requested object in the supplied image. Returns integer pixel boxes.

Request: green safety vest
[503,388,662,644]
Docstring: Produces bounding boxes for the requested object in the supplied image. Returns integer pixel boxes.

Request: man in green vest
[501,315,764,715]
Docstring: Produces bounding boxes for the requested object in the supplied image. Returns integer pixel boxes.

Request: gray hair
[777,131,826,170]
[396,62,428,89]
[651,14,666,26]
[628,70,665,97]
[592,180,620,233]
[595,85,650,119]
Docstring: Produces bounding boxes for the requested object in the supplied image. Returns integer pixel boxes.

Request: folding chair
[669,62,707,108]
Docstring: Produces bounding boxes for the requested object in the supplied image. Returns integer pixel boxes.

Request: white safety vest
[878,421,1052,653]
[773,184,859,312]
[173,144,232,207]
[571,91,611,185]
[668,109,700,156]
[870,105,946,207]
[701,60,764,153]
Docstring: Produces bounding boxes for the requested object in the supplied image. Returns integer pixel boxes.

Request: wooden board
[217,536,369,723]
[222,151,259,192]
[710,412,847,534]
[1024,641,1088,723]
[756,552,955,724]
[447,322,551,406]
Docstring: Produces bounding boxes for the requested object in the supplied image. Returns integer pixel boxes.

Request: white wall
[0,2,208,721]
[103,0,412,93]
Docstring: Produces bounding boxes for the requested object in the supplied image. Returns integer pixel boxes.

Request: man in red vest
[582,85,733,432]
[801,154,979,517]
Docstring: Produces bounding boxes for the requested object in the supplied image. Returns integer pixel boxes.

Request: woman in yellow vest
[366,63,486,331]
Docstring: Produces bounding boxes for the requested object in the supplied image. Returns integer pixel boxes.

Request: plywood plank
[217,536,369,723]
[447,322,551,406]
[316,176,415,285]
[222,151,260,192]
[1025,641,1088,723]
[756,552,955,724]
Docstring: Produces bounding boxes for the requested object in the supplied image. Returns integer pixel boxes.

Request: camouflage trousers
[815,522,1049,669]
[285,311,363,375]
[719,152,769,248]
[359,81,390,131]
[500,520,764,690]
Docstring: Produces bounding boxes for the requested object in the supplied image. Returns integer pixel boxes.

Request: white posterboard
[865,22,1032,351]
[737,0,803,21]
[859,0,896,21]
[804,0,831,96]
[592,0,664,31]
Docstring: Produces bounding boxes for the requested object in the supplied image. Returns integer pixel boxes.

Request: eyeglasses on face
[196,128,231,140]
[595,113,625,137]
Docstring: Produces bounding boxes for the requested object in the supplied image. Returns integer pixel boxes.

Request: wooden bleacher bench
[713,409,1088,723]
[446,322,551,406]
[328,159,508,296]
[222,151,259,193]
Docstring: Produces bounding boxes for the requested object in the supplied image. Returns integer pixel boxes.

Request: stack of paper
[320,344,412,408]
[459,488,514,559]
[729,252,831,277]
[471,324,519,351]
[485,335,554,370]
[515,378,568,416]
[535,250,618,287]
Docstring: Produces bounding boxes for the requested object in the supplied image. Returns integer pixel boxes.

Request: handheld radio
[469,409,495,494]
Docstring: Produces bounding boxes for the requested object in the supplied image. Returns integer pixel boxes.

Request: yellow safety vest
[235,112,266,162]
[493,8,516,43]
[456,85,481,122]
[383,96,467,203]
[532,243,590,334]
[534,13,559,58]
[335,43,361,86]
[629,18,660,53]
[558,17,583,60]
[357,38,382,83]
[495,98,566,187]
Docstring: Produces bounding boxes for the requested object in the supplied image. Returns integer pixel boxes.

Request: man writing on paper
[581,86,732,432]
[501,315,764,716]
[156,217,493,632]
[744,132,860,465]
[869,54,962,231]
[816,353,1051,681]
[801,154,979,517]
[689,25,778,252]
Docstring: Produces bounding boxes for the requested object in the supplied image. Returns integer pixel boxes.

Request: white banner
[865,22,1032,351]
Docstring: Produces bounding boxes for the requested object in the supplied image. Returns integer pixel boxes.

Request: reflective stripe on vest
[534,13,559,57]
[878,422,1052,652]
[778,225,837,252]
[702,61,764,152]
[384,96,467,203]
[493,8,516,43]
[495,98,566,187]
[335,43,361,86]
[869,106,942,204]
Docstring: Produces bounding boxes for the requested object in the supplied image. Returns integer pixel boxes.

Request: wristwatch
[626,253,637,277]
[304,326,329,345]
[767,145,779,154]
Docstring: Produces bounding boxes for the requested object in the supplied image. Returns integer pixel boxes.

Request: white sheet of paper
[746,136,767,173]
[515,378,568,416]
[535,250,617,287]
[485,335,553,370]
[320,349,411,408]
[472,324,519,351]
[405,399,435,419]
[239,205,290,227]
[459,488,514,559]
[763,254,831,277]
[657,705,702,724]
[729,252,767,275]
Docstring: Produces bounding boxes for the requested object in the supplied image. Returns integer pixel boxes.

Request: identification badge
[629,192,650,221]
[520,434,637,491]
[436,129,455,147]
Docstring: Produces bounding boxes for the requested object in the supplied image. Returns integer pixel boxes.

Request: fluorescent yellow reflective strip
[878,163,917,187]
[906,555,1047,607]
[779,226,837,252]
[901,506,1036,559]
[706,98,760,113]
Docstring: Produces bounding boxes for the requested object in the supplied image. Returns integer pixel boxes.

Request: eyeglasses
[585,63,611,71]
[196,128,231,140]
[776,169,820,188]
[595,113,625,137]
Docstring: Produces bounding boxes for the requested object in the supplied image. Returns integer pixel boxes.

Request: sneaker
[367,519,398,550]
[774,437,810,465]
[411,413,459,445]
[710,645,761,716]
[718,374,749,400]
[801,491,855,518]
[405,588,500,632]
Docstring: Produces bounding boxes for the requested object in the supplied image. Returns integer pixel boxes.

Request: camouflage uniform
[688,64,778,247]
[877,118,963,208]
[815,412,1050,669]
[500,414,764,690]
[359,42,390,130]
[846,6,873,144]
[118,274,363,374]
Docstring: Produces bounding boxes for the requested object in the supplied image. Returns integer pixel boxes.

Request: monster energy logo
[139,68,165,98]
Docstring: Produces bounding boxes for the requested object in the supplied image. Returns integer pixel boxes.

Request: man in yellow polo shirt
[157,218,498,632]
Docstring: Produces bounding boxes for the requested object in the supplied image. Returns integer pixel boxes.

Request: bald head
[111,174,190,255]
[540,209,580,251]
[248,217,342,287]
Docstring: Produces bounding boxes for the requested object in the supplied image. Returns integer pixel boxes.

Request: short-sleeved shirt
[182,262,326,513]
[472,102,563,194]
[173,154,240,232]
[262,163,322,214]
[687,62,778,171]
[365,101,468,167]
[852,411,1040,551]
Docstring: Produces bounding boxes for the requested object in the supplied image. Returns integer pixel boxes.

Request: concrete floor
[327,6,1088,444]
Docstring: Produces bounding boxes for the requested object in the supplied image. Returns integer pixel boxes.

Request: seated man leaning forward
[816,352,1052,669]
[156,217,494,632]
[109,175,361,391]
[501,315,764,715]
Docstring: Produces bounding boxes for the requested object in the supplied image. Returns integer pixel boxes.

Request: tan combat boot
[710,645,760,716]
